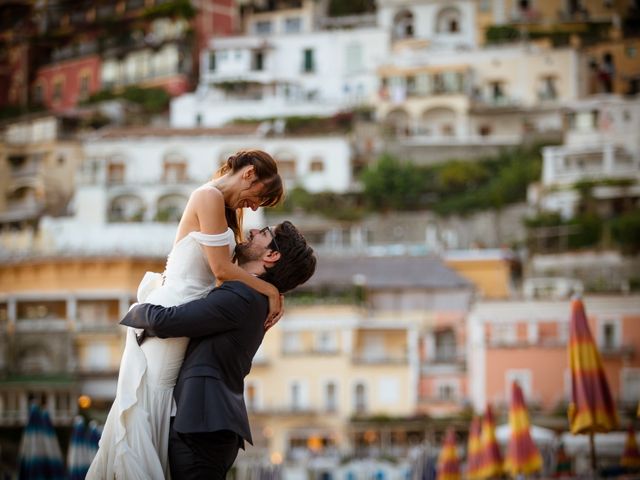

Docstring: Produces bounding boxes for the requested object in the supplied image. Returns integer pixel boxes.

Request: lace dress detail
[87,229,235,480]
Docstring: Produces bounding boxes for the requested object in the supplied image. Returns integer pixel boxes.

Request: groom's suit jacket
[120,280,267,445]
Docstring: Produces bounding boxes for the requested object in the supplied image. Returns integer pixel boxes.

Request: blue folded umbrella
[18,404,65,480]
[67,416,90,480]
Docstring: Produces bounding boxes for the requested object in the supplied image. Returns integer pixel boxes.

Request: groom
[120,221,316,479]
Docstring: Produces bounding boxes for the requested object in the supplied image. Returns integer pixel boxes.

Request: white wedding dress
[87,229,236,480]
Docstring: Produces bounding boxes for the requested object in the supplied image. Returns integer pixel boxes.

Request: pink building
[468,295,640,414]
[34,56,101,112]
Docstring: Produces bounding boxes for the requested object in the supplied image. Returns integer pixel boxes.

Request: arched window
[436,7,462,34]
[155,193,188,222]
[108,194,145,222]
[106,154,126,184]
[421,107,456,137]
[385,109,411,137]
[393,9,414,39]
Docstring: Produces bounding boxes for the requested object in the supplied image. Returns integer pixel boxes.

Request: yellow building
[0,255,163,431]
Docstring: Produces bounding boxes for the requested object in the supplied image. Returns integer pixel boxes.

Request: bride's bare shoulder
[190,183,224,209]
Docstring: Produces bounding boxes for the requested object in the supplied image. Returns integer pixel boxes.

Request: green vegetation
[328,0,375,17]
[361,145,543,215]
[271,145,544,220]
[485,21,611,47]
[82,86,170,114]
[232,112,354,135]
[611,210,640,253]
[143,0,196,19]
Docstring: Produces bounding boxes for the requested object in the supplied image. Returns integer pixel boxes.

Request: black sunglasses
[260,226,279,252]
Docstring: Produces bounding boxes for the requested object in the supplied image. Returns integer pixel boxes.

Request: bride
[87,150,284,479]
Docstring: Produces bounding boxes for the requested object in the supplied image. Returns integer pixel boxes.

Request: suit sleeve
[120,283,253,338]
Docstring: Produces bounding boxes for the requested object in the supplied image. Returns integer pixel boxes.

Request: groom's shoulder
[208,281,265,304]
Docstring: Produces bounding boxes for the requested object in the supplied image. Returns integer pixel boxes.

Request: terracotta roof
[304,254,473,290]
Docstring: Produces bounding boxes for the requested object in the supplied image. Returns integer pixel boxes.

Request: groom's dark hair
[259,221,316,293]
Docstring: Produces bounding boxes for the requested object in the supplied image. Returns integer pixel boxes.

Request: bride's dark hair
[213,149,284,242]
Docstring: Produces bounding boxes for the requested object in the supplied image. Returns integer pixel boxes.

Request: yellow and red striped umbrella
[567,297,618,434]
[477,405,502,479]
[465,416,482,480]
[621,425,640,469]
[504,381,542,476]
[436,427,461,480]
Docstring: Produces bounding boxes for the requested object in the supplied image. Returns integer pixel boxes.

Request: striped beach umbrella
[86,420,101,461]
[18,404,65,480]
[621,425,640,469]
[504,381,542,476]
[567,297,618,470]
[477,405,502,479]
[67,416,91,480]
[465,416,482,480]
[436,428,461,480]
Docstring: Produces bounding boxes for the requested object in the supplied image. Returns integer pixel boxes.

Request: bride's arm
[192,187,282,321]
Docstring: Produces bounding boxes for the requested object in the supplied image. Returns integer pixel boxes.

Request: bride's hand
[265,292,283,331]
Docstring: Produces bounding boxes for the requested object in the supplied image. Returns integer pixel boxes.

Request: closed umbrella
[621,425,640,469]
[436,428,461,480]
[86,420,101,461]
[567,297,618,471]
[465,416,482,480]
[504,381,542,477]
[67,416,91,480]
[477,405,502,479]
[18,404,65,480]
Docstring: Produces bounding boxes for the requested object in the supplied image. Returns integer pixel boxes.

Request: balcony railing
[600,344,635,358]
[351,354,408,365]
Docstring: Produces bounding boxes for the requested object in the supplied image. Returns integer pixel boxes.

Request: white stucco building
[377,0,478,49]
[377,43,580,145]
[531,95,640,218]
[171,1,389,127]
[29,126,352,256]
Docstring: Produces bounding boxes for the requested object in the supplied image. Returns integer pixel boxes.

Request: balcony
[0,199,46,223]
[15,318,68,332]
[351,354,408,365]
[600,344,635,359]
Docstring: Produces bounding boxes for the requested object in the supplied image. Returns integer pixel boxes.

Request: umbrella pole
[589,431,597,474]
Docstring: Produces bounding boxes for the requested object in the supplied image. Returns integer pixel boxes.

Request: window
[393,9,414,39]
[325,382,338,412]
[254,20,272,35]
[490,81,505,101]
[480,0,491,12]
[33,83,43,105]
[79,73,90,100]
[284,17,302,33]
[52,80,63,102]
[436,380,458,401]
[310,157,324,172]
[626,46,637,58]
[86,342,110,370]
[107,162,125,184]
[354,382,367,413]
[290,380,308,410]
[434,329,457,362]
[162,160,187,183]
[539,75,558,100]
[436,7,462,34]
[315,331,337,352]
[208,52,216,71]
[302,48,314,73]
[491,323,517,345]
[599,319,621,350]
[252,50,264,71]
